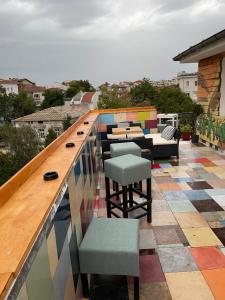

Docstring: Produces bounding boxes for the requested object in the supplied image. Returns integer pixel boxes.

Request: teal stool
[110,142,141,157]
[110,142,142,198]
[104,154,152,222]
[79,218,140,299]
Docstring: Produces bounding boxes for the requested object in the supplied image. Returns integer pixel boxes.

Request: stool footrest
[127,199,152,213]
[132,187,151,198]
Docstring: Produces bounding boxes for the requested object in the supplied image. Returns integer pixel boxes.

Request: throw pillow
[161,126,176,140]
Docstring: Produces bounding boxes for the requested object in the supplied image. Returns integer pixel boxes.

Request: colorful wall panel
[8,122,100,300]
[197,54,224,116]
[98,108,157,135]
[197,53,225,147]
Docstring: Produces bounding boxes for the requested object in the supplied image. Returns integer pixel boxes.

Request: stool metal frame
[105,177,152,222]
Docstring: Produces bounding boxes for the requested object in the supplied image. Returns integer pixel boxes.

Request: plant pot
[191,134,199,144]
[182,132,191,141]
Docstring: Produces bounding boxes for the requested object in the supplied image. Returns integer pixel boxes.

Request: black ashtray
[84,121,89,125]
[43,171,58,181]
[77,131,84,135]
[126,128,131,130]
[66,142,75,148]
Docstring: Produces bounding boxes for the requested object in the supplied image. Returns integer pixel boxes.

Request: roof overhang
[173,29,225,63]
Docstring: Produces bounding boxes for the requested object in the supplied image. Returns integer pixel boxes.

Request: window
[186,81,189,87]
[195,80,198,86]
[186,93,190,97]
[54,127,61,136]
[38,121,43,124]
[38,128,45,139]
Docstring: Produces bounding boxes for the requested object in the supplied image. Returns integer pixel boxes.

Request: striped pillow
[161,126,176,140]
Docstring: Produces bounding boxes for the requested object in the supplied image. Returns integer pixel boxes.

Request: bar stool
[79,218,140,300]
[104,154,152,222]
[110,142,141,157]
[110,142,142,196]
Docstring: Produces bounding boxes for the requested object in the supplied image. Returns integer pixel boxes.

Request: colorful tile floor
[94,142,225,300]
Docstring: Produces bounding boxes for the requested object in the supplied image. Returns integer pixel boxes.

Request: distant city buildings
[98,74,197,101]
[150,78,178,88]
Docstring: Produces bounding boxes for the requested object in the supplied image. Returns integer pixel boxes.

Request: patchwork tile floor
[94,142,225,300]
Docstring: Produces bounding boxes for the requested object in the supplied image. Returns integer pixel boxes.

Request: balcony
[0,106,225,300]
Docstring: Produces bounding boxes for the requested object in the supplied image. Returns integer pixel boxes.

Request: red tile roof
[81,92,95,103]
[20,85,45,93]
[0,79,18,84]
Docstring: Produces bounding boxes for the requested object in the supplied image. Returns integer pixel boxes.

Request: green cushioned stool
[110,142,141,157]
[104,154,152,222]
[79,218,140,300]
[110,142,142,198]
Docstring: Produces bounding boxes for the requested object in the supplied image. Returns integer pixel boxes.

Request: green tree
[154,87,194,113]
[0,92,36,122]
[1,124,41,170]
[63,115,72,131]
[0,153,16,186]
[41,90,64,109]
[98,87,130,109]
[65,83,80,98]
[130,78,158,106]
[65,80,95,98]
[0,84,5,94]
[45,128,57,147]
[10,92,36,119]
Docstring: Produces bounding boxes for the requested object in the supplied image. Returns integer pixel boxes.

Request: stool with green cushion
[110,142,142,197]
[79,218,140,300]
[104,154,152,222]
[110,142,141,157]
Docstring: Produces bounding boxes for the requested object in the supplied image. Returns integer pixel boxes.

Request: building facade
[174,28,225,149]
[177,71,198,101]
[13,105,86,141]
[71,91,101,109]
[0,79,19,95]
[20,85,46,107]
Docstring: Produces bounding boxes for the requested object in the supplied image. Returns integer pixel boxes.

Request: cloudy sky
[0,0,225,87]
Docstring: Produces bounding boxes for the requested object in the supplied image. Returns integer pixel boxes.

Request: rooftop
[0,107,225,299]
[173,28,225,63]
[13,105,86,122]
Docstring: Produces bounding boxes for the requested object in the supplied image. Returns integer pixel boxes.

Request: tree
[65,83,80,98]
[1,124,41,170]
[98,87,130,109]
[0,92,36,122]
[63,115,73,131]
[0,153,16,186]
[154,87,194,113]
[45,128,57,147]
[65,80,95,98]
[0,84,5,94]
[41,90,64,109]
[10,92,36,119]
[130,78,158,106]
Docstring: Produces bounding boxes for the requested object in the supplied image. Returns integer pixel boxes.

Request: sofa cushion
[161,126,176,140]
[145,134,177,145]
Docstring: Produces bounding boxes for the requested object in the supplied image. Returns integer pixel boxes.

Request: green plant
[191,103,204,134]
[180,124,192,133]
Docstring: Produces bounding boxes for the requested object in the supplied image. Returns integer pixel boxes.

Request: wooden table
[112,126,143,135]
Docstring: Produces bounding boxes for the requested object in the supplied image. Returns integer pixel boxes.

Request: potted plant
[190,104,204,144]
[180,124,192,141]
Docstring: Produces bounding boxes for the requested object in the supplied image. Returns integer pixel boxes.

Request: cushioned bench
[145,126,181,159]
